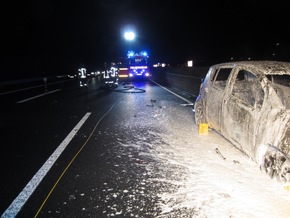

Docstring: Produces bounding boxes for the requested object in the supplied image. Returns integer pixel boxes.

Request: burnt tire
[258,144,290,184]
[194,101,206,125]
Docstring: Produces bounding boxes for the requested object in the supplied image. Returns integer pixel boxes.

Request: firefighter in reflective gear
[102,62,119,88]
[78,67,87,87]
[109,62,119,86]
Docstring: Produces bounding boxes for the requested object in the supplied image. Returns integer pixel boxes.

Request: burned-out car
[194,61,290,185]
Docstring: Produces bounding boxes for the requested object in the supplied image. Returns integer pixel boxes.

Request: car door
[206,67,232,132]
[221,68,265,155]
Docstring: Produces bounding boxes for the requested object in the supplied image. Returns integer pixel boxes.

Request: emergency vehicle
[117,51,151,80]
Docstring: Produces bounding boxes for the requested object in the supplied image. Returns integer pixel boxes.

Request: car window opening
[212,68,232,90]
[267,75,290,109]
[232,70,264,108]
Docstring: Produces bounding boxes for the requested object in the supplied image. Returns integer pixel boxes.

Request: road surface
[1,76,290,218]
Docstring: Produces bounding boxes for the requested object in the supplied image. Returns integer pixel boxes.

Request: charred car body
[194,61,290,185]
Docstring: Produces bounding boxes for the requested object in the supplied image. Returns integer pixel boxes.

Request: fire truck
[117,51,151,80]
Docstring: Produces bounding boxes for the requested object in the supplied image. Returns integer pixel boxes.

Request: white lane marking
[149,79,193,104]
[0,78,73,96]
[1,112,92,218]
[16,89,61,103]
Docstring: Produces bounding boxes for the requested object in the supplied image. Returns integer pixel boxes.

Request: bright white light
[124,31,135,41]
[187,60,193,67]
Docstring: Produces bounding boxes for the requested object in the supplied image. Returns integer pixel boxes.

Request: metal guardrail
[0,75,69,86]
[0,75,74,95]
[151,67,209,100]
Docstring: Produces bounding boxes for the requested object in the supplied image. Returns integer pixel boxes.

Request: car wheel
[258,143,290,184]
[194,101,206,125]
[280,161,290,183]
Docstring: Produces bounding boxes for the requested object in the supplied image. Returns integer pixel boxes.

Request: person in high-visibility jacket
[101,62,119,88]
[78,67,87,87]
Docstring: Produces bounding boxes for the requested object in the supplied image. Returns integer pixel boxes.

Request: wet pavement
[2,78,290,218]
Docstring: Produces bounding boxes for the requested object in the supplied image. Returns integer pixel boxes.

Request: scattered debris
[233,160,240,164]
[215,148,226,160]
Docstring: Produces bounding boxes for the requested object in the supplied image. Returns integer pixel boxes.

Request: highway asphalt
[0,76,195,217]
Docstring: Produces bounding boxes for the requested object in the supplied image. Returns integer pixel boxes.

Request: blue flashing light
[127,51,135,58]
[127,50,149,58]
[141,51,148,57]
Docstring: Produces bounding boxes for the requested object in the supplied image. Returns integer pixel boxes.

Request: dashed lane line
[16,89,61,103]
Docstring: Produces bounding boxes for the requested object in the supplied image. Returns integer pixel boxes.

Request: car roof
[212,61,290,75]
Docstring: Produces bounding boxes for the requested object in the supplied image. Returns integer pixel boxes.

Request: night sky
[2,0,290,80]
